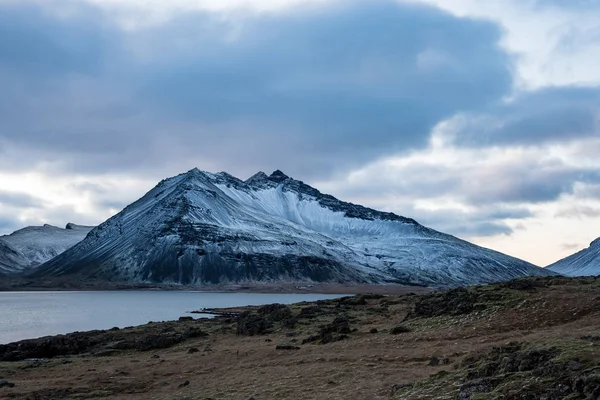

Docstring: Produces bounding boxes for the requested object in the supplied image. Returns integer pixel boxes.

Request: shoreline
[0,280,434,295]
[1,276,599,399]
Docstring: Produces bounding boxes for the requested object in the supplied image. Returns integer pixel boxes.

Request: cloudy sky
[0,0,599,266]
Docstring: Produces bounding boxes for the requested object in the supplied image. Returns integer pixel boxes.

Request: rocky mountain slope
[0,240,29,275]
[35,169,554,286]
[547,237,600,276]
[0,224,93,273]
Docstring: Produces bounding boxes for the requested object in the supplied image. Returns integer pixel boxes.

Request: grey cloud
[335,158,599,208]
[0,190,44,208]
[96,199,129,211]
[462,159,600,205]
[0,216,21,234]
[577,184,600,199]
[324,177,532,237]
[453,222,513,237]
[402,205,528,237]
[533,0,600,10]
[0,201,94,235]
[0,2,112,76]
[555,205,600,219]
[487,208,534,220]
[69,182,109,195]
[561,243,584,252]
[0,0,513,179]
[456,87,600,148]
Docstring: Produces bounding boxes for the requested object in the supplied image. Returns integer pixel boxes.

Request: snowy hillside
[0,223,93,272]
[0,240,29,275]
[547,238,600,276]
[36,169,554,286]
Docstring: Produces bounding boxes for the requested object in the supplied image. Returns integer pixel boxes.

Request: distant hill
[0,223,93,273]
[547,238,600,276]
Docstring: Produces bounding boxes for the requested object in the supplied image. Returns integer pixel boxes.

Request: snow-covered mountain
[546,238,600,276]
[35,169,554,286]
[0,240,29,275]
[0,223,93,273]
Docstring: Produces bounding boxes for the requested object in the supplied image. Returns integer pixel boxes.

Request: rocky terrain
[1,276,600,399]
[32,169,553,287]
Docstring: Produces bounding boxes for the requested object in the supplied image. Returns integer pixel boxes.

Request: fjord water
[0,291,345,344]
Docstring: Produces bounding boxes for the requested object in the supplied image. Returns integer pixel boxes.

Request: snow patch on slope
[0,223,94,271]
[36,169,554,286]
[547,238,600,277]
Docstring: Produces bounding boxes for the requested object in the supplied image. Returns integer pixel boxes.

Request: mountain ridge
[33,169,554,286]
[0,223,94,273]
[547,237,600,276]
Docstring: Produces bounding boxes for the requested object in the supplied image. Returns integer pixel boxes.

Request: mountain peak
[33,167,554,286]
[186,167,201,174]
[269,170,290,182]
[246,171,269,184]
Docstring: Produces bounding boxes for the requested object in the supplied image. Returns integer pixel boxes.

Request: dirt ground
[1,276,600,399]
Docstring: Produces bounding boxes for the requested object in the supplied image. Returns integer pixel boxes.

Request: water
[0,291,346,344]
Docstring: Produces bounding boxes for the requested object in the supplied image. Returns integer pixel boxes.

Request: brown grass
[1,277,600,400]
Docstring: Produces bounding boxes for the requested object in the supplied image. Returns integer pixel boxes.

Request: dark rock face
[247,170,419,224]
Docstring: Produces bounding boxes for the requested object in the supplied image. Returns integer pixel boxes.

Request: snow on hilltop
[547,238,600,277]
[0,223,94,273]
[35,169,554,286]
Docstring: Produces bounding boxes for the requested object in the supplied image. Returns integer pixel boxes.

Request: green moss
[395,340,600,399]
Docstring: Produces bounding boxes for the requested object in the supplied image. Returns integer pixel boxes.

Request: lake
[0,291,346,344]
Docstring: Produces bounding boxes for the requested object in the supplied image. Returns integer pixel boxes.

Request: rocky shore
[1,276,600,399]
[0,274,433,294]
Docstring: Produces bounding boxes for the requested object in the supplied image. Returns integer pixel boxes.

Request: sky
[0,0,599,267]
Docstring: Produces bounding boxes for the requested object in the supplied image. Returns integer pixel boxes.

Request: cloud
[533,0,600,11]
[454,87,600,148]
[412,0,600,89]
[406,206,531,237]
[561,242,583,252]
[463,159,600,205]
[0,216,21,234]
[0,0,600,268]
[555,205,600,219]
[0,0,513,179]
[0,1,113,76]
[0,190,43,208]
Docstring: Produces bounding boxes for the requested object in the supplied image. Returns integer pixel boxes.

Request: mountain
[0,223,94,273]
[35,169,554,286]
[546,238,600,276]
[0,240,29,275]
